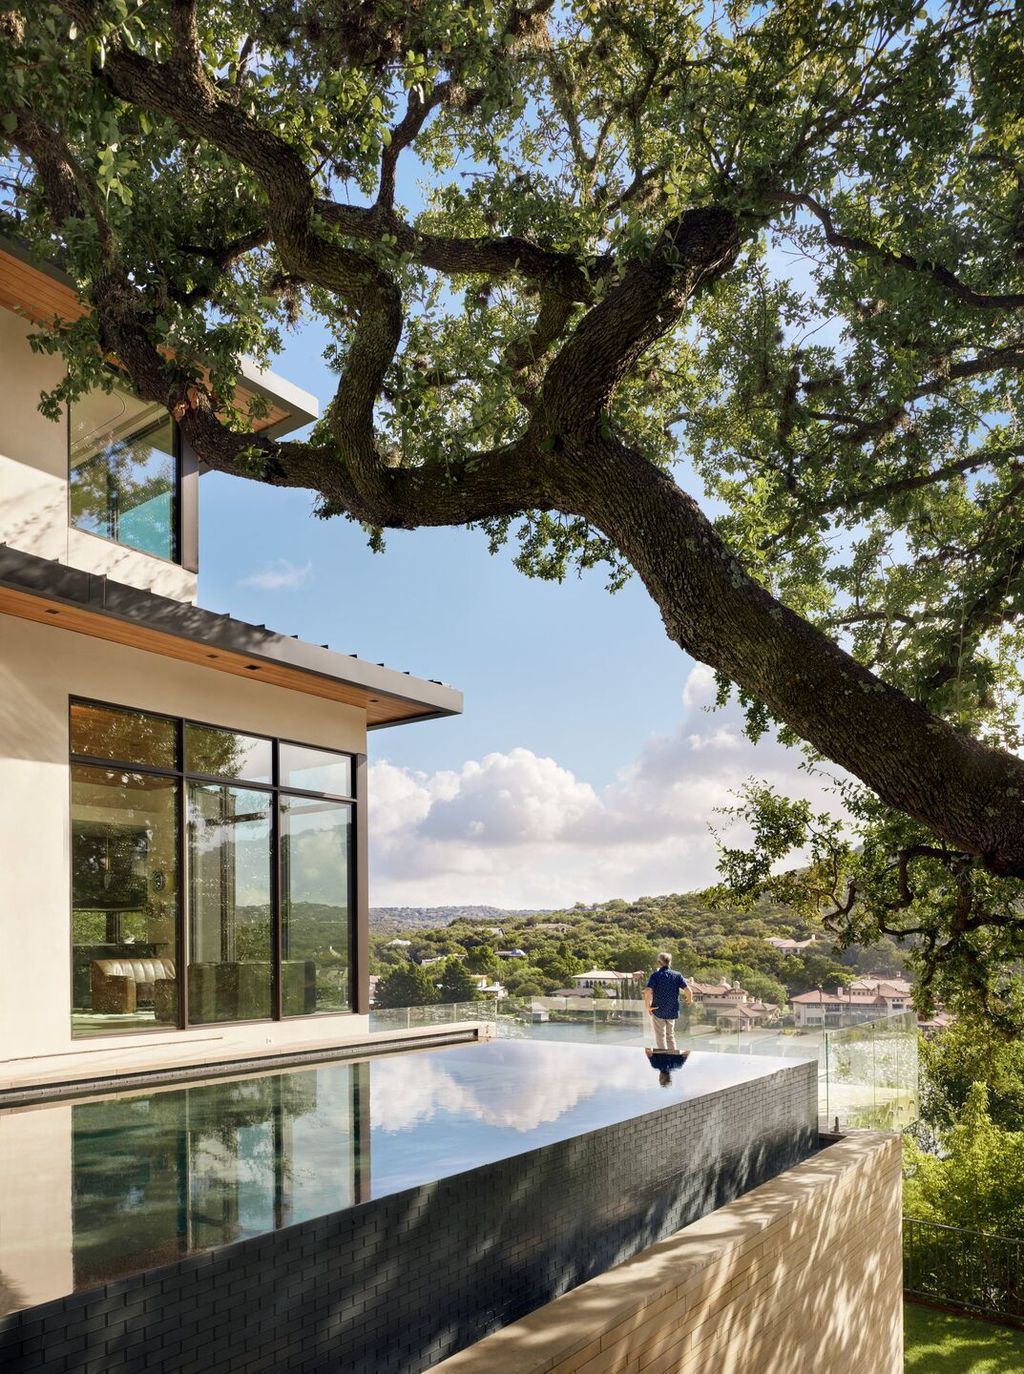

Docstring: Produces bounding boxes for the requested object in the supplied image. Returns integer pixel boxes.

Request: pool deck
[0,1018,493,1105]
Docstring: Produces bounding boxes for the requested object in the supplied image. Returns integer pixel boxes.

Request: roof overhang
[0,240,318,439]
[0,544,462,730]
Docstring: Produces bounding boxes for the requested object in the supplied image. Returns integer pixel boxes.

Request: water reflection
[0,1042,785,1312]
[644,1047,691,1087]
[71,1066,368,1291]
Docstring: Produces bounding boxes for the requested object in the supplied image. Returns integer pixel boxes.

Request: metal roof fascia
[0,545,462,723]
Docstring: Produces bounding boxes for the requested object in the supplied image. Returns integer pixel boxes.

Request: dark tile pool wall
[0,1060,817,1374]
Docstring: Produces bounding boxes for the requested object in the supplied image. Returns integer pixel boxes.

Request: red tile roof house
[764,934,818,950]
[791,988,890,1028]
[688,979,740,1003]
[849,976,914,1014]
[713,1000,781,1029]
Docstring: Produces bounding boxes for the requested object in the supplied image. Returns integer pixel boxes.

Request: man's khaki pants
[652,1015,678,1052]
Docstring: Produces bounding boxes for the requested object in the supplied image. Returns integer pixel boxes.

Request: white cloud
[372,1043,641,1134]
[369,665,849,908]
[238,558,312,591]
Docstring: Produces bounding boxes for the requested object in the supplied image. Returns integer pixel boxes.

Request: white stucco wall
[0,613,369,1087]
[0,1103,74,1308]
[0,305,198,602]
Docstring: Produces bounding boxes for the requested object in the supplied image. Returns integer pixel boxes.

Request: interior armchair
[90,956,176,1014]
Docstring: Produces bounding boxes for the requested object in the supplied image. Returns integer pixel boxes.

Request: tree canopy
[3,1,1024,1021]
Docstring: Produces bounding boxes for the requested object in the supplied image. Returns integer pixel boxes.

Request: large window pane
[70,383,178,560]
[71,766,180,1036]
[281,797,352,1015]
[187,784,273,1023]
[279,743,352,798]
[185,724,273,785]
[71,701,177,770]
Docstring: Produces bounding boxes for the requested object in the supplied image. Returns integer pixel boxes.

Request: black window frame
[69,697,359,1036]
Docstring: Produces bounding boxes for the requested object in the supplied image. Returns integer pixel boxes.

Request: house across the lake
[790,987,890,1028]
[0,241,462,1094]
[571,968,643,993]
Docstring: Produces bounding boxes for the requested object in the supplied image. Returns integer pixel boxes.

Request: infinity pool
[0,1039,807,1315]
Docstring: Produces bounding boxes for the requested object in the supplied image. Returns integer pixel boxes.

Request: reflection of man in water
[645,1047,690,1087]
[643,952,692,1052]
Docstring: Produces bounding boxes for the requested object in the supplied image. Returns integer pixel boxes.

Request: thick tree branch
[548,431,1024,877]
[316,201,611,301]
[541,207,741,429]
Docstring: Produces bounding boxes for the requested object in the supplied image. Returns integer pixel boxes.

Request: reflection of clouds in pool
[372,1044,642,1134]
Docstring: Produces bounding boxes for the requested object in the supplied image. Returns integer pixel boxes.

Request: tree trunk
[557,434,1024,876]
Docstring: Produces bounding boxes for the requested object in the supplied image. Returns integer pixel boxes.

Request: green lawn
[905,1303,1024,1372]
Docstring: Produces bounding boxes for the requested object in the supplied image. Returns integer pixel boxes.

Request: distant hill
[370,905,552,930]
[368,891,912,1002]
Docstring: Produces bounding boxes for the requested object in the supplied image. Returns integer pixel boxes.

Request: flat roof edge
[0,544,462,723]
[0,238,320,439]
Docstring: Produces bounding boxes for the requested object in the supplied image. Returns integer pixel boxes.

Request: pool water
[0,1040,797,1311]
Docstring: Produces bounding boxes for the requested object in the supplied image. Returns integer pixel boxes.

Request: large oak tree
[2,0,1023,1019]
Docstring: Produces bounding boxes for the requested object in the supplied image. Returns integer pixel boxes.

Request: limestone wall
[429,1131,903,1374]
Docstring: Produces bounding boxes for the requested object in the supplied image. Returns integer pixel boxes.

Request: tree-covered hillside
[370,892,911,1001]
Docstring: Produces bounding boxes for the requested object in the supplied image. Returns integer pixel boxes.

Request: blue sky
[195,171,835,909]
[198,364,832,909]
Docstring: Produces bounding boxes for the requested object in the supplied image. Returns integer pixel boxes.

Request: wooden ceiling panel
[0,585,437,727]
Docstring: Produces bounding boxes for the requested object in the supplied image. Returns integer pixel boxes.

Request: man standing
[643,952,692,1053]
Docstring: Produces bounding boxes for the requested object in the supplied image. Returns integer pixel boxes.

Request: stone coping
[427,1130,900,1374]
[0,1019,493,1104]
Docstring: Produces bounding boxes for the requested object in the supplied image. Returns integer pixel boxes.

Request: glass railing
[369,998,500,1033]
[820,1009,919,1129]
[492,998,919,1129]
[364,993,918,1128]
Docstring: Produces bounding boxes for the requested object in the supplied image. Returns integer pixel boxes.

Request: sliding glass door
[187,783,274,1023]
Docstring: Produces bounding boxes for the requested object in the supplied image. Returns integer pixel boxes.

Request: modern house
[0,242,461,1094]
[0,243,905,1374]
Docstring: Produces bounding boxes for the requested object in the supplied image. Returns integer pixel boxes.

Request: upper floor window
[69,381,179,562]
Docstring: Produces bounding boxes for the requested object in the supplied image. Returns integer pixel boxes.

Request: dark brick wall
[0,1060,816,1374]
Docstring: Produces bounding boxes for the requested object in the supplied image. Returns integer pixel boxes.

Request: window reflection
[281,798,352,1014]
[70,700,177,770]
[70,1065,365,1290]
[69,382,178,561]
[69,701,356,1034]
[71,766,180,1036]
[187,784,274,1023]
[184,725,272,784]
[279,742,352,798]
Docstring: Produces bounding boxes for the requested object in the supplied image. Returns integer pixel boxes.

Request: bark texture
[14,0,1024,882]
